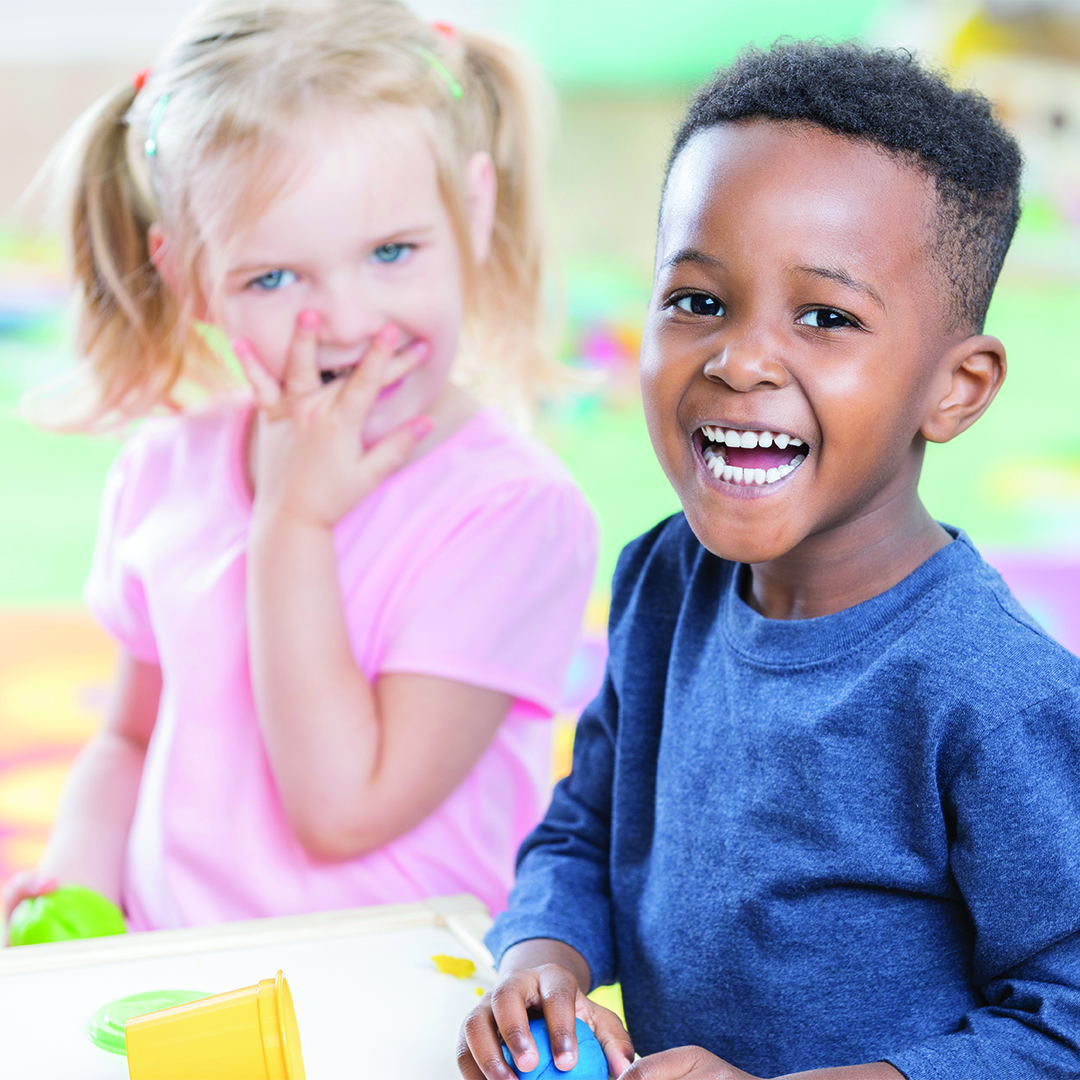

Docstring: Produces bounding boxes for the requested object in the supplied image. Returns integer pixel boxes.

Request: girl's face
[203,107,492,443]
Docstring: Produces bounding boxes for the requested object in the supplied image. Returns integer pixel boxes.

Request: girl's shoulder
[109,399,249,502]
[389,407,590,523]
[436,407,579,494]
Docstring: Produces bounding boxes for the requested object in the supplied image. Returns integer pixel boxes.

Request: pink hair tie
[432,21,456,40]
[132,68,150,93]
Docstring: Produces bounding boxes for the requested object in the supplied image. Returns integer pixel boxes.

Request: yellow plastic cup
[124,970,305,1079]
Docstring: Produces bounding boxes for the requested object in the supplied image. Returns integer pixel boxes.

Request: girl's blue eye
[675,293,723,316]
[249,269,297,291]
[372,243,413,264]
[797,308,853,329]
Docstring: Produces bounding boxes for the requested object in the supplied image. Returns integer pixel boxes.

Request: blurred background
[1,0,1079,886]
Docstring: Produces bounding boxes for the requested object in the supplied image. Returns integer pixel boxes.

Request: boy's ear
[921,334,1006,444]
[465,151,497,265]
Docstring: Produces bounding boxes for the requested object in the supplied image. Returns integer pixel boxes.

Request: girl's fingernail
[377,322,400,348]
[298,309,320,331]
[408,415,434,439]
[232,339,253,358]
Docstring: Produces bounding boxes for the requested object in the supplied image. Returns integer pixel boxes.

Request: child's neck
[743,493,952,621]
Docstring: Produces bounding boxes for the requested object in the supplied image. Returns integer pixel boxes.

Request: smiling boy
[459,42,1080,1080]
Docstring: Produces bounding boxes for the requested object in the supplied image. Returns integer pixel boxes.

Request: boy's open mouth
[696,425,809,487]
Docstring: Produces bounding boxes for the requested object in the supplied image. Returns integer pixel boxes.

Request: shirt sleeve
[481,529,662,988]
[83,437,160,665]
[887,687,1080,1079]
[378,478,597,715]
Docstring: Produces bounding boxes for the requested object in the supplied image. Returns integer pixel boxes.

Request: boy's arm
[883,684,1080,1079]
[484,663,622,989]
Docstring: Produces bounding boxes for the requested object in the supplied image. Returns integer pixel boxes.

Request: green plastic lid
[87,991,212,1055]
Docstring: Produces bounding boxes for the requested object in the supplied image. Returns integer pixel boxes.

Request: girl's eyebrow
[225,226,438,278]
[790,264,886,311]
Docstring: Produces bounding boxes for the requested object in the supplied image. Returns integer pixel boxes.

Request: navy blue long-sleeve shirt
[487,516,1080,1079]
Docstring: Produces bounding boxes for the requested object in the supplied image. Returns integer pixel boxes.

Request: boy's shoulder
[608,512,716,630]
[610,515,1079,688]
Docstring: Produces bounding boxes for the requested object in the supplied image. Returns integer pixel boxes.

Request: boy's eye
[675,293,724,316]
[248,269,297,291]
[371,243,414,264]
[797,308,853,329]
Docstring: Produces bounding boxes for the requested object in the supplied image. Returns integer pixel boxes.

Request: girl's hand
[234,311,432,528]
[457,963,635,1079]
[617,1047,758,1080]
[2,870,58,945]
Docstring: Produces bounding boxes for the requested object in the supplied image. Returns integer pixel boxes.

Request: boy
[459,42,1080,1080]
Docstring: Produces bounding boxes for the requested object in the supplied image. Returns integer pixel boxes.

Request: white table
[0,894,496,1079]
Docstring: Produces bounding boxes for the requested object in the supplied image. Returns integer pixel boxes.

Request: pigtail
[26,81,220,431]
[453,30,565,420]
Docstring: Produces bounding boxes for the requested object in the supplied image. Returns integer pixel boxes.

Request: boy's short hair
[667,41,1023,333]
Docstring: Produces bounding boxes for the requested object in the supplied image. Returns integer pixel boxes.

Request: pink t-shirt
[84,401,596,929]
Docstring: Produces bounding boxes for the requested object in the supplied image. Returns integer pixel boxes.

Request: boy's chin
[682,506,801,567]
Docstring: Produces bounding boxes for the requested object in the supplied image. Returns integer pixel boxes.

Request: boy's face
[641,119,962,566]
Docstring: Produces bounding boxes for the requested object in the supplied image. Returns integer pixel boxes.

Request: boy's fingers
[459,998,519,1080]
[233,339,281,409]
[585,1002,636,1076]
[486,979,539,1074]
[282,309,322,397]
[536,964,584,1072]
[620,1046,731,1080]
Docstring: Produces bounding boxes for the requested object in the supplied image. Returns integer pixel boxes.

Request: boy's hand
[616,1047,757,1079]
[2,870,58,945]
[458,962,635,1079]
[235,311,432,529]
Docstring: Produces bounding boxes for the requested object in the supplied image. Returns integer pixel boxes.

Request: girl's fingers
[377,337,430,390]
[233,339,282,410]
[337,322,400,422]
[358,416,433,488]
[282,309,322,397]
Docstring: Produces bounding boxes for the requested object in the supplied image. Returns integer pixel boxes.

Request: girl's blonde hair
[37,0,555,430]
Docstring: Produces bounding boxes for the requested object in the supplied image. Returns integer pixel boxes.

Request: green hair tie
[144,93,170,157]
[414,46,463,101]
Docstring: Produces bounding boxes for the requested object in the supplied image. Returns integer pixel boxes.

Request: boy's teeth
[698,426,809,487]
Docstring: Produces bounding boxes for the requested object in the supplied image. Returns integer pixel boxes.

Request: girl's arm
[248,514,512,859]
[3,651,159,921]
[239,317,517,861]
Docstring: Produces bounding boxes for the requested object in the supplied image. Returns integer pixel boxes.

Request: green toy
[8,884,126,946]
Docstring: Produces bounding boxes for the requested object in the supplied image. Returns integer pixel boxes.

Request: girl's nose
[313,283,385,348]
[703,334,788,392]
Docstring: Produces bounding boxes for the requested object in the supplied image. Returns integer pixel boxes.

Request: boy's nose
[703,337,788,392]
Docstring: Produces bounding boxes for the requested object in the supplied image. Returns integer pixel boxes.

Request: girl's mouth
[320,364,354,385]
[695,425,809,487]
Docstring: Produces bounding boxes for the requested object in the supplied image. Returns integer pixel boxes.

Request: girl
[3,0,595,932]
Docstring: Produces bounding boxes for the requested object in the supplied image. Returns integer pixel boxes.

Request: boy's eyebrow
[791,265,886,311]
[659,248,726,274]
[660,251,886,312]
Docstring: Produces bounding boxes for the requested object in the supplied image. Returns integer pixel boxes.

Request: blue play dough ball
[501,1017,608,1078]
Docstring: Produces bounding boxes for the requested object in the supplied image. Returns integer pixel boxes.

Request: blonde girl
[3,0,595,932]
